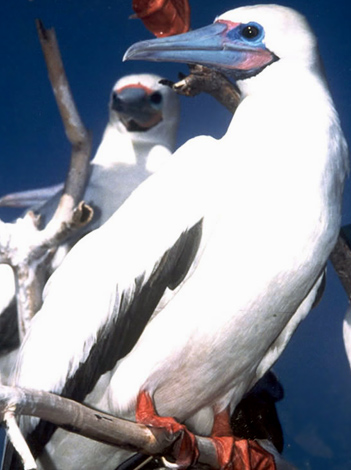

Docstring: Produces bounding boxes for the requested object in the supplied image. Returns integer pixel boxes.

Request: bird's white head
[124,5,320,93]
[109,73,180,150]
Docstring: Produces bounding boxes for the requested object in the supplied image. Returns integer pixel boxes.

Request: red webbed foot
[136,390,199,468]
[211,407,277,470]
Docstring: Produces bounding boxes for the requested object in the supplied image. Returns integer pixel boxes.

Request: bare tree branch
[0,20,93,340]
[35,18,93,238]
[0,385,218,469]
[161,65,241,114]
[3,411,37,470]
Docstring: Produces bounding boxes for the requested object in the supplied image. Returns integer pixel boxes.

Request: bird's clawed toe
[210,407,277,470]
[136,390,199,468]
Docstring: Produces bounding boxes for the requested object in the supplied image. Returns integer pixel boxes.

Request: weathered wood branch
[3,411,37,470]
[35,18,93,239]
[161,64,241,113]
[0,385,218,470]
[0,20,93,340]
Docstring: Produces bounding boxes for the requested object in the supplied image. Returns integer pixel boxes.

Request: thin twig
[4,411,37,470]
[162,65,241,113]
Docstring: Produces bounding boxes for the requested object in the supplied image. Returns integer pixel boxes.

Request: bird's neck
[91,124,172,172]
[224,62,348,198]
[237,58,324,100]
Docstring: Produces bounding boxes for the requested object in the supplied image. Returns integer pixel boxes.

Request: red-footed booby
[0,73,179,215]
[0,73,180,379]
[0,72,180,239]
[4,4,349,469]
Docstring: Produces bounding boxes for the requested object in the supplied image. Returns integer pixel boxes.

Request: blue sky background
[1,1,351,469]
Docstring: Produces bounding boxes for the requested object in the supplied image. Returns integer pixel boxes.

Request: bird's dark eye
[150,92,163,105]
[240,23,262,40]
[242,25,259,39]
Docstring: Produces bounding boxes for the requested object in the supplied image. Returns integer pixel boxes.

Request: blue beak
[123,22,277,78]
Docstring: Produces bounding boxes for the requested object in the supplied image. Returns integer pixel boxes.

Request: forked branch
[0,20,93,340]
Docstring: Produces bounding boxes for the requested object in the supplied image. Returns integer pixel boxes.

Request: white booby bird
[1,72,180,243]
[4,4,349,469]
[0,73,180,378]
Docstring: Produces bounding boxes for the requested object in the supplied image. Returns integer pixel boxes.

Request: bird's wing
[254,270,326,382]
[11,137,216,462]
[0,183,64,208]
[59,217,204,405]
[16,219,204,463]
[16,135,217,401]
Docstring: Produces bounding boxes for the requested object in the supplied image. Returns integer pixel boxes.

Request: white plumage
[5,5,349,470]
[76,72,180,232]
[0,73,180,383]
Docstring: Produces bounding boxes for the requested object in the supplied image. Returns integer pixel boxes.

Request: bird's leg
[211,406,277,470]
[135,390,199,468]
[210,407,235,468]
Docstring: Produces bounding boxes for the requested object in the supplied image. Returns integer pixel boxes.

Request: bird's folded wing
[60,216,204,405]
[12,137,217,456]
[0,183,64,208]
